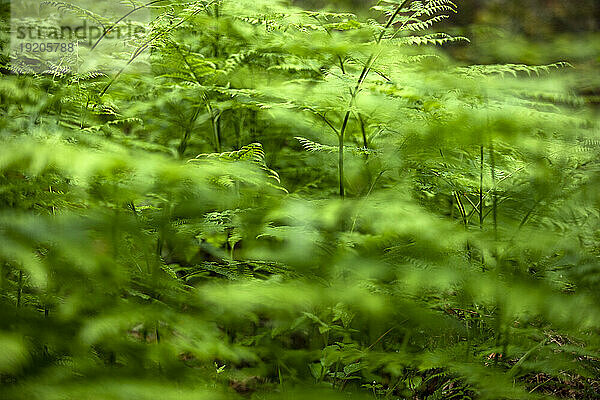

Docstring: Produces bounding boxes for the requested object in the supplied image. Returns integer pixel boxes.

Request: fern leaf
[394,33,469,46]
[190,143,285,187]
[40,1,111,27]
[295,137,379,156]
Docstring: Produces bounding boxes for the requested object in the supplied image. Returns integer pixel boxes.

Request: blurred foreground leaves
[1,0,600,399]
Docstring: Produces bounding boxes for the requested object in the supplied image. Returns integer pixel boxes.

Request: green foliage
[1,0,600,399]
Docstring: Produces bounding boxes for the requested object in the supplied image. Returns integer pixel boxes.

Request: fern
[1,1,600,399]
[457,62,573,77]
[40,1,112,28]
[190,142,286,188]
[394,32,470,46]
[295,136,377,156]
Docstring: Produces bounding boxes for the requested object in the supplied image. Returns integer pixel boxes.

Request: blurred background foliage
[297,0,599,34]
[294,0,600,103]
[1,0,600,399]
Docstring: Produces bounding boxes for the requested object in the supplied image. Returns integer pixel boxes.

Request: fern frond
[193,143,266,163]
[402,15,450,32]
[190,143,285,187]
[394,32,469,46]
[196,259,292,280]
[295,137,379,156]
[82,117,143,133]
[414,0,457,17]
[68,71,108,83]
[224,50,256,73]
[40,1,111,27]
[457,62,572,77]
[295,136,337,153]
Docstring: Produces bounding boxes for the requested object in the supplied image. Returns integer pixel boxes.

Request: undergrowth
[1,1,600,399]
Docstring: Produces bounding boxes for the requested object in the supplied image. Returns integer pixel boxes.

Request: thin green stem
[100,2,211,96]
[16,270,23,308]
[211,108,222,153]
[489,142,497,239]
[358,113,368,150]
[332,356,340,389]
[479,145,484,229]
[90,0,169,51]
[338,131,345,198]
[334,0,411,198]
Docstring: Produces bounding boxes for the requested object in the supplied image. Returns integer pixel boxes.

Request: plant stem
[90,0,169,51]
[213,110,222,153]
[213,1,220,57]
[479,145,484,229]
[333,356,340,389]
[178,106,201,158]
[334,0,411,198]
[358,113,368,150]
[16,270,23,308]
[338,126,345,198]
[100,4,207,96]
[489,142,497,239]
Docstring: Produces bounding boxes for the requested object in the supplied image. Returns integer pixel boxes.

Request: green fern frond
[296,136,338,153]
[82,117,143,133]
[457,62,572,77]
[40,1,111,27]
[190,142,285,188]
[68,71,108,83]
[414,0,458,17]
[224,50,256,73]
[295,137,378,156]
[196,259,291,280]
[402,15,450,31]
[394,32,470,46]
[193,142,266,163]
